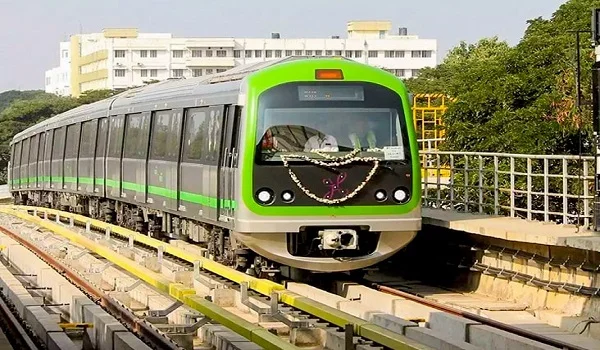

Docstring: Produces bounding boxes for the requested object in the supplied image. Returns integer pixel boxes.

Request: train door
[50,126,66,190]
[179,106,224,222]
[148,109,182,212]
[121,112,150,204]
[217,105,241,222]
[95,118,108,197]
[106,115,125,200]
[43,130,53,189]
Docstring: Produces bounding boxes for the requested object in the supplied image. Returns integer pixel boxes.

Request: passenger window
[183,108,207,162]
[45,131,53,162]
[183,106,224,164]
[21,138,30,166]
[150,110,182,161]
[29,134,39,164]
[13,142,21,170]
[38,133,45,162]
[107,116,124,158]
[52,127,66,161]
[96,118,108,158]
[80,120,98,158]
[124,113,150,159]
[65,124,80,159]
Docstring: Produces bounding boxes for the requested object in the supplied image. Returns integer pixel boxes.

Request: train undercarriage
[12,190,283,280]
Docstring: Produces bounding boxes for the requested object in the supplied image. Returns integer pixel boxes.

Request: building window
[206,50,213,57]
[216,50,227,57]
[245,50,252,58]
[305,50,313,56]
[172,50,183,58]
[385,51,394,58]
[368,51,378,58]
[396,51,404,58]
[421,50,432,58]
[140,50,148,58]
[141,69,148,77]
[216,68,227,73]
[114,69,125,77]
[285,50,292,56]
[325,50,332,56]
[275,50,282,58]
[254,50,262,58]
[114,50,125,58]
[172,69,184,77]
[150,69,157,77]
[205,69,213,75]
[411,51,422,58]
[192,49,202,57]
[294,50,302,55]
[345,51,353,58]
[412,69,420,77]
[150,50,157,58]
[315,50,323,56]
[192,69,202,77]
[265,50,273,58]
[335,50,342,56]
[233,50,241,58]
[355,51,362,58]
[379,30,385,39]
[395,69,405,77]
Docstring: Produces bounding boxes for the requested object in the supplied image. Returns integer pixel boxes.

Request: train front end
[234,58,421,272]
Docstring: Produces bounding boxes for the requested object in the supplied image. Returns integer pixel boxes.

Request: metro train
[8,57,421,277]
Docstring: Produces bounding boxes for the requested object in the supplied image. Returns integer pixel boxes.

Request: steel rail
[375,284,587,350]
[0,224,182,350]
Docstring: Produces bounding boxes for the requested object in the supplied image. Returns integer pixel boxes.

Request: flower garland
[280,148,380,205]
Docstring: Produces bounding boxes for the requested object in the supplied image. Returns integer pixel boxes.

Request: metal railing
[419,150,594,228]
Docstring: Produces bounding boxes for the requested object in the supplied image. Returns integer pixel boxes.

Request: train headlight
[393,187,409,203]
[256,188,274,204]
[281,190,294,202]
[374,190,387,202]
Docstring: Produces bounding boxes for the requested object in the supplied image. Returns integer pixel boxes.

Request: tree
[406,0,600,155]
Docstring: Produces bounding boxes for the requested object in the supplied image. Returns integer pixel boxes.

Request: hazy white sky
[0,0,566,92]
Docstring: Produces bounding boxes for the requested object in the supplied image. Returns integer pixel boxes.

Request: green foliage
[0,90,51,114]
[406,0,600,155]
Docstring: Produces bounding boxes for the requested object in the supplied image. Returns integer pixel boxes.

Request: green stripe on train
[10,176,237,210]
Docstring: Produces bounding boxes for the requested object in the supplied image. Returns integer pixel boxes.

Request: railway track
[0,205,428,350]
[2,204,599,350]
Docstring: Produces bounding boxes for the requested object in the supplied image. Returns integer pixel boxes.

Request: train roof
[12,56,354,143]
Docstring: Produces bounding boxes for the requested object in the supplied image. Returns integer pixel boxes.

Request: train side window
[124,113,150,159]
[29,134,39,166]
[182,107,208,163]
[138,113,151,159]
[96,118,108,158]
[37,132,45,176]
[65,124,81,159]
[45,130,53,162]
[107,116,124,158]
[80,120,98,158]
[150,111,169,159]
[52,127,66,161]
[13,141,21,173]
[150,110,182,161]
[231,106,241,151]
[20,138,30,169]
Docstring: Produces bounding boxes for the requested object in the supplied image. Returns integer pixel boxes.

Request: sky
[0,0,567,92]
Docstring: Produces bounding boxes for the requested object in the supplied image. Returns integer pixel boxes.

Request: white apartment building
[44,42,71,96]
[45,21,437,97]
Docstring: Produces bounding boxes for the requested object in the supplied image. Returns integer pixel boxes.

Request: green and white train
[9,57,421,275]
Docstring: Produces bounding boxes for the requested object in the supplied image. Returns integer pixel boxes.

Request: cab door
[218,105,241,223]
